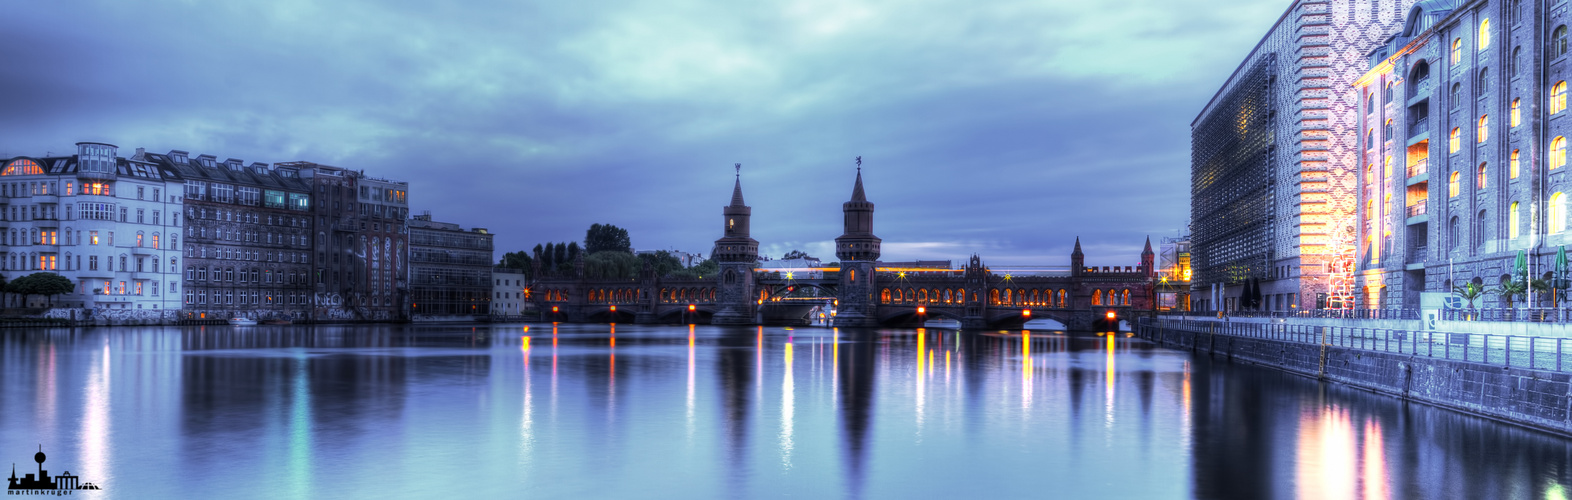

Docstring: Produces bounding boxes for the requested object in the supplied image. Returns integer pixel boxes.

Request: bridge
[531,167,1155,329]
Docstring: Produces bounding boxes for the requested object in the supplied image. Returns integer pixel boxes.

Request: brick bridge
[531,168,1155,329]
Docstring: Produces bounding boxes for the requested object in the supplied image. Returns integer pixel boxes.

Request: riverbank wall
[1137,320,1572,437]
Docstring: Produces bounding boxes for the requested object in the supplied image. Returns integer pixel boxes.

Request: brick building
[408,213,493,319]
[287,163,410,321]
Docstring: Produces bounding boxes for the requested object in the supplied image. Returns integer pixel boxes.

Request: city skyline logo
[7,446,101,495]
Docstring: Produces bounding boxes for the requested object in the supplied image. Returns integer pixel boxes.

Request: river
[1,323,1569,499]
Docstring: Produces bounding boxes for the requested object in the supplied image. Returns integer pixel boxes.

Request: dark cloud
[0,0,1285,266]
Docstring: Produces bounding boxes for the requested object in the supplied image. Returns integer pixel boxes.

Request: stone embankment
[1140,318,1572,437]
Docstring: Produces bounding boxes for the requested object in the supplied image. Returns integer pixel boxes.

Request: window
[1478,68,1489,93]
[1512,201,1522,238]
[1450,171,1461,197]
[1556,26,1570,58]
[1450,216,1461,250]
[1384,82,1394,103]
[1451,82,1462,107]
[1385,119,1393,138]
[1512,149,1521,178]
[1555,81,1568,114]
[1478,115,1489,143]
[1450,127,1461,153]
[1367,91,1375,113]
[1554,136,1568,169]
[1512,98,1522,127]
[1555,192,1568,235]
[1452,37,1463,64]
[1480,19,1491,50]
[1512,46,1523,77]
[90,231,99,245]
[1478,163,1488,189]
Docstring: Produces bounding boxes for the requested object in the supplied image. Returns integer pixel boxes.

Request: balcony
[1409,120,1427,138]
[1406,202,1427,217]
[1409,245,1427,262]
[1407,160,1428,178]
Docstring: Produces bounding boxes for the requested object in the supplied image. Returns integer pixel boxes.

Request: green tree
[498,251,534,281]
[670,259,720,280]
[585,251,642,279]
[1494,279,1527,308]
[585,224,633,255]
[567,242,581,262]
[554,243,567,270]
[638,250,686,277]
[782,250,814,260]
[1453,282,1489,308]
[27,273,72,306]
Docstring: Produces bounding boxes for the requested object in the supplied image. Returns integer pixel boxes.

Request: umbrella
[1515,250,1529,283]
[1556,246,1569,306]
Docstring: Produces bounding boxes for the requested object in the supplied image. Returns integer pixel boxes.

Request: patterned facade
[1192,0,1414,311]
[148,151,315,321]
[1356,0,1572,307]
[289,163,410,321]
[0,143,186,311]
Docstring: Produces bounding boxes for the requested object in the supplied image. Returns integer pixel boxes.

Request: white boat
[227,318,258,326]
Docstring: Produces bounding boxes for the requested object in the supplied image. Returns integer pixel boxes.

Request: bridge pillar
[635,261,659,324]
[832,261,880,327]
[711,262,758,325]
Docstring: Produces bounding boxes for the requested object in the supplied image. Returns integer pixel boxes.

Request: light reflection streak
[288,356,313,498]
[756,326,764,408]
[521,335,535,463]
[832,328,839,409]
[1105,333,1115,428]
[917,330,927,428]
[551,324,559,423]
[1021,330,1032,410]
[1296,406,1356,499]
[780,342,794,469]
[687,324,696,441]
[80,342,110,491]
[1363,418,1388,500]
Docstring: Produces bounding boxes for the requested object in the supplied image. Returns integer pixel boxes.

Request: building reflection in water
[716,328,754,497]
[837,329,876,499]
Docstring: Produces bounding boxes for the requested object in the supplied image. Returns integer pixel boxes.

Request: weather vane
[855,155,861,173]
[735,163,741,177]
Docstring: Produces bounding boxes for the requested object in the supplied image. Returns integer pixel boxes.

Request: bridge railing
[1164,309,1420,320]
[1140,317,1572,373]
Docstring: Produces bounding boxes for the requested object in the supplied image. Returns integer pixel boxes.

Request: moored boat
[227,318,258,326]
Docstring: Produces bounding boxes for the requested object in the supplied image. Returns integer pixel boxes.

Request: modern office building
[0,143,186,314]
[1355,0,1570,308]
[408,213,494,319]
[289,162,410,321]
[1191,0,1414,312]
[145,150,315,321]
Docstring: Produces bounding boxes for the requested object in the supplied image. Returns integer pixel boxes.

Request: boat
[227,318,258,326]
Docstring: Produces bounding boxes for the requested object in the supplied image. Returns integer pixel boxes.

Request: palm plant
[1494,280,1527,308]
[1532,278,1555,307]
[1453,282,1489,309]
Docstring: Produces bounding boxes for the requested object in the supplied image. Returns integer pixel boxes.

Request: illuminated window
[1555,192,1569,235]
[1554,136,1568,169]
[1450,127,1461,153]
[1512,98,1521,126]
[1554,81,1568,114]
[1556,26,1570,58]
[0,159,42,176]
[1452,38,1462,64]
[1478,163,1488,189]
[1511,150,1521,178]
[1480,19,1491,50]
[1512,201,1521,238]
[1478,115,1489,143]
[1450,171,1461,197]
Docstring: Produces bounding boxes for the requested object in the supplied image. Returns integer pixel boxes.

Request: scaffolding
[1191,56,1276,288]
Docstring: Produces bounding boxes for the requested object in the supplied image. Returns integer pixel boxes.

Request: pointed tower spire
[1072,237,1084,256]
[1070,237,1085,277]
[1142,236,1154,255]
[730,163,746,206]
[1140,236,1156,277]
[851,157,866,202]
[837,157,880,262]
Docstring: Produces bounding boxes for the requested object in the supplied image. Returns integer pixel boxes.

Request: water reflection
[1,325,1571,498]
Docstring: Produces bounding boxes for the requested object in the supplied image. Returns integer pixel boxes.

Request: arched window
[989,289,999,304]
[1092,289,1102,306]
[0,159,42,176]
[1450,128,1461,153]
[1451,37,1463,63]
[1555,26,1569,58]
[1555,193,1569,235]
[1512,98,1521,127]
[1449,171,1461,197]
[1122,289,1131,306]
[1367,91,1376,113]
[1384,119,1393,138]
[1553,81,1568,114]
[1511,46,1523,76]
[1480,19,1492,50]
[1553,136,1568,169]
[1478,115,1489,143]
[1413,61,1430,82]
[1450,216,1461,249]
[1511,201,1522,239]
[1478,68,1489,93]
[1366,128,1375,148]
[1512,150,1521,178]
[1476,210,1488,252]
[1057,289,1067,307]
[1384,81,1394,103]
[724,269,735,284]
[1450,82,1462,108]
[1478,163,1488,189]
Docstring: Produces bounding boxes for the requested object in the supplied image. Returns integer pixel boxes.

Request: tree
[670,259,719,280]
[1454,282,1489,309]
[782,250,814,261]
[498,251,534,281]
[585,224,633,255]
[567,242,581,262]
[638,250,685,277]
[585,251,642,279]
[1494,279,1527,308]
[27,273,72,306]
[554,243,567,269]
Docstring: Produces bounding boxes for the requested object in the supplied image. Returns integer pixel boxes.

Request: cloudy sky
[1,0,1285,266]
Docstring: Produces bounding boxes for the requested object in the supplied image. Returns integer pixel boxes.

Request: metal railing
[1441,308,1572,322]
[1407,201,1427,217]
[1163,309,1419,320]
[1143,317,1572,373]
[1407,159,1428,178]
[1409,245,1427,261]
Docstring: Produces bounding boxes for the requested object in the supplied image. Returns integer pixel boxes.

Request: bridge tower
[961,255,989,329]
[833,167,882,327]
[1071,237,1085,276]
[711,167,760,325]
